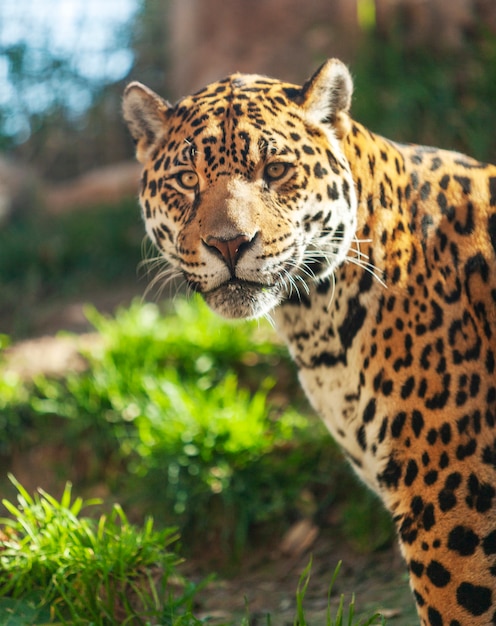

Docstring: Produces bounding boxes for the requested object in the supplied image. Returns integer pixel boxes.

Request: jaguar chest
[274,278,391,493]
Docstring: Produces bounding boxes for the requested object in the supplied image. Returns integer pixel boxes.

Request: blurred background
[1,2,496,623]
[2,0,496,336]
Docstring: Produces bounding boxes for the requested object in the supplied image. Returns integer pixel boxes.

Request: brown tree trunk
[168,0,359,97]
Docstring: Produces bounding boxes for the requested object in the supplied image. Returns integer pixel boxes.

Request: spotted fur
[123,59,496,625]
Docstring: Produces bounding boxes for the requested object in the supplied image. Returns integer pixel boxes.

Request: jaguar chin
[202,280,282,320]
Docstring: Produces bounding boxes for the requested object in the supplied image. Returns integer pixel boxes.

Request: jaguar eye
[176,171,199,189]
[264,162,290,182]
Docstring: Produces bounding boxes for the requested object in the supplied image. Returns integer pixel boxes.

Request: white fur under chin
[203,281,282,320]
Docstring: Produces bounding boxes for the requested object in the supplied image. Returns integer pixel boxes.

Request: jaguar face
[123,60,357,319]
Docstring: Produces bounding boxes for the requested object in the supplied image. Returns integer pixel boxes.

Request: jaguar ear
[122,82,172,163]
[301,59,353,138]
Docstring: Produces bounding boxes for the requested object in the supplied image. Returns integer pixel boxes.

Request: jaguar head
[123,59,357,319]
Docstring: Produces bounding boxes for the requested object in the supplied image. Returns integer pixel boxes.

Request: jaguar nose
[202,233,255,272]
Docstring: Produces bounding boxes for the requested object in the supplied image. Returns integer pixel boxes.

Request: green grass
[0,476,387,625]
[294,560,386,626]
[0,476,200,625]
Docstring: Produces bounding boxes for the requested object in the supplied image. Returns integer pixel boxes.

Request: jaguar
[122,58,496,625]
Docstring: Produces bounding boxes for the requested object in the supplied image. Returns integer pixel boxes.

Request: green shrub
[1,299,331,551]
[1,298,394,557]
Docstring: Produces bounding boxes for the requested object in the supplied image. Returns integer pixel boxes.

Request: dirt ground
[3,294,419,625]
[186,528,418,625]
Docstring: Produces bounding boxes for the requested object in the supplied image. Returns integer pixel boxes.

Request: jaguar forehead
[175,76,300,134]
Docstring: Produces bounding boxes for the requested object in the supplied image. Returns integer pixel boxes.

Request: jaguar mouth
[201,278,282,320]
[216,277,276,291]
